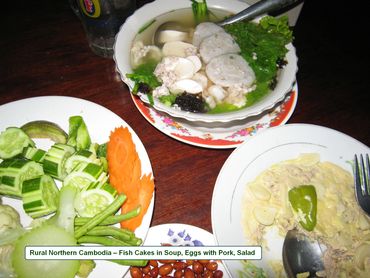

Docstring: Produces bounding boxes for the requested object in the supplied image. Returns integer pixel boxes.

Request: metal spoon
[282,229,325,278]
[217,0,300,26]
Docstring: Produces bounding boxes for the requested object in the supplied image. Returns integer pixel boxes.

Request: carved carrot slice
[107,126,154,231]
[120,174,154,231]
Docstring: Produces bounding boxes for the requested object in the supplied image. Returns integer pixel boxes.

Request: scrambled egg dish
[242,153,370,277]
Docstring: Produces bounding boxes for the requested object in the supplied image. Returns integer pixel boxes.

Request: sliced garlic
[249,184,271,201]
[252,205,277,226]
[162,41,197,57]
[170,79,203,94]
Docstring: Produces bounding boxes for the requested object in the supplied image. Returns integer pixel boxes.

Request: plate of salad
[0,96,155,278]
[114,0,297,124]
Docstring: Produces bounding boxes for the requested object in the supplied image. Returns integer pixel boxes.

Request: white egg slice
[162,41,197,57]
[192,22,225,47]
[207,85,226,103]
[156,30,189,44]
[170,79,203,94]
[186,55,202,73]
[174,58,196,79]
[199,31,241,64]
[206,54,256,87]
[191,72,208,90]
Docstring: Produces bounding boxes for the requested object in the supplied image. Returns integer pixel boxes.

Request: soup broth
[131,7,233,67]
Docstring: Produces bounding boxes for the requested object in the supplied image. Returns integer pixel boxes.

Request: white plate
[114,0,298,124]
[124,223,229,277]
[0,96,155,278]
[211,124,369,277]
[132,85,297,149]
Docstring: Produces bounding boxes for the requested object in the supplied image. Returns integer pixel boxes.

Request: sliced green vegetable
[74,194,127,239]
[0,127,34,159]
[22,146,47,163]
[64,149,100,174]
[67,116,92,151]
[11,185,80,277]
[43,143,75,180]
[96,143,107,158]
[288,185,317,231]
[63,162,107,190]
[21,120,68,144]
[74,182,118,217]
[0,158,44,198]
[12,221,79,278]
[77,260,96,278]
[191,0,210,24]
[22,175,59,218]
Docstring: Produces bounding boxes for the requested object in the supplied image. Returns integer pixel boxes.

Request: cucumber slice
[67,116,91,151]
[63,162,107,190]
[21,120,68,144]
[43,143,75,180]
[22,175,59,218]
[74,182,117,217]
[22,147,47,163]
[0,159,44,198]
[64,149,100,174]
[0,127,35,159]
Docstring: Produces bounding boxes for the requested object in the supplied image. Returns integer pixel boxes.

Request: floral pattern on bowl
[164,228,204,246]
[131,86,298,149]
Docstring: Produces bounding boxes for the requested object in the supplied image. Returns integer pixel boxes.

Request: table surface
[1,0,369,234]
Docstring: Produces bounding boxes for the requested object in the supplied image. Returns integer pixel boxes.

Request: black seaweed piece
[137,83,151,94]
[269,77,278,90]
[174,93,206,113]
[277,58,287,69]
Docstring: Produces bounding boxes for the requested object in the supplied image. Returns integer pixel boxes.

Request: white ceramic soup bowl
[114,0,298,123]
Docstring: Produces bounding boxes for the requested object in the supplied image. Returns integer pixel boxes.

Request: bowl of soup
[114,0,298,123]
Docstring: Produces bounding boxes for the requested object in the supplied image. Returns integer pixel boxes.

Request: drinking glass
[69,0,136,58]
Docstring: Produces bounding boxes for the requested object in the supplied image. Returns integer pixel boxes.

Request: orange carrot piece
[107,126,154,231]
[120,174,154,231]
[107,127,141,195]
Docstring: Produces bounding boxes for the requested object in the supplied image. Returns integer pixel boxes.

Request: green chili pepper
[288,185,317,231]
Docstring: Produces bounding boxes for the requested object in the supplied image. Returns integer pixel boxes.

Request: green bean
[75,194,126,238]
[74,205,141,226]
[77,235,131,246]
[85,226,134,242]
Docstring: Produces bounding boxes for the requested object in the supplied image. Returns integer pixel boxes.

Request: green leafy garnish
[224,16,293,110]
[125,61,161,94]
[159,94,177,107]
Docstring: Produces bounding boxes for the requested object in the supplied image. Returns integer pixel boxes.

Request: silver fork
[354,154,370,215]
